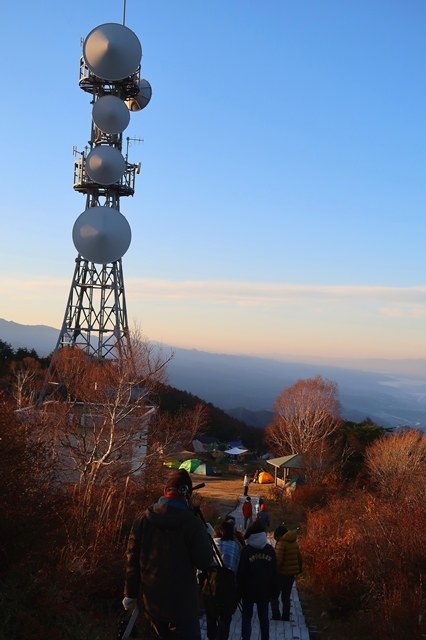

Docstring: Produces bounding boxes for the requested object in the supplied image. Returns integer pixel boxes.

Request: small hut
[266,454,305,487]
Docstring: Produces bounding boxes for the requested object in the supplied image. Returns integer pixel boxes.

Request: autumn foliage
[1,349,425,640]
[299,430,426,639]
[0,342,254,639]
[265,376,425,639]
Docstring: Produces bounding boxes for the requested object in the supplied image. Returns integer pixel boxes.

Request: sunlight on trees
[10,357,44,409]
[7,329,216,576]
[14,331,179,545]
[365,428,426,499]
[265,375,342,481]
[50,350,164,470]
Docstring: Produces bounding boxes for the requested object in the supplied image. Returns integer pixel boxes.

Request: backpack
[200,565,239,616]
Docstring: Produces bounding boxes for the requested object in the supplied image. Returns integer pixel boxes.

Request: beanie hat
[244,520,265,539]
[164,469,193,497]
[274,525,288,540]
[260,503,266,511]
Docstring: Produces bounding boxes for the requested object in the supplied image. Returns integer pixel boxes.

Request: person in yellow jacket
[270,525,302,621]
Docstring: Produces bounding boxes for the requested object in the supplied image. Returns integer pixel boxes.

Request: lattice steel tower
[55,22,152,361]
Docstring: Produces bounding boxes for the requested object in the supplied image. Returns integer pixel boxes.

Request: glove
[122,597,137,611]
[206,522,215,537]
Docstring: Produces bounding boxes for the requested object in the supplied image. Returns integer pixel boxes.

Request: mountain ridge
[1,317,426,430]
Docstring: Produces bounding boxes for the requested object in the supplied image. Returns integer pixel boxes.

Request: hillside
[1,317,426,430]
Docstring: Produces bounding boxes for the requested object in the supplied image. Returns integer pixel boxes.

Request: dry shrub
[301,494,368,616]
[372,576,424,639]
[0,396,115,639]
[0,397,65,570]
[267,483,334,527]
[301,488,426,638]
[292,484,332,511]
[365,429,426,500]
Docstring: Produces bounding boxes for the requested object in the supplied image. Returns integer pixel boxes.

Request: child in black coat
[236,522,277,640]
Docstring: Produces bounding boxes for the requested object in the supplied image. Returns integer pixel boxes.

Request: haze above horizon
[1,1,425,364]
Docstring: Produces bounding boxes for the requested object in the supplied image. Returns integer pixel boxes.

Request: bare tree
[10,357,44,409]
[265,375,342,481]
[22,332,175,533]
[49,344,169,472]
[152,402,209,455]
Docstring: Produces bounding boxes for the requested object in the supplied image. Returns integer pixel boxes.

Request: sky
[1,0,425,365]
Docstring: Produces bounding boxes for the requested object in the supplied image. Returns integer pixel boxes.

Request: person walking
[243,474,249,496]
[271,525,302,621]
[256,503,270,531]
[122,469,213,639]
[202,520,241,640]
[237,521,277,640]
[242,496,253,530]
[223,514,245,547]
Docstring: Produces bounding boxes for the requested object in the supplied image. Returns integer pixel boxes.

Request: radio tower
[53,22,152,365]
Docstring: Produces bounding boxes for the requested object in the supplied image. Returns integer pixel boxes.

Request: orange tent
[258,471,274,484]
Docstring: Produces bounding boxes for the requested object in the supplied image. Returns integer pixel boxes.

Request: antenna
[37,17,154,409]
[73,206,131,264]
[83,23,142,81]
[125,78,153,112]
[51,21,152,361]
[92,95,130,134]
[85,145,127,185]
[126,136,144,157]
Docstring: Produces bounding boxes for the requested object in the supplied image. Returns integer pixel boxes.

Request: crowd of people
[122,468,302,640]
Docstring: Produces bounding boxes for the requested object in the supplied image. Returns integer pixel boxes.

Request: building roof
[266,454,305,469]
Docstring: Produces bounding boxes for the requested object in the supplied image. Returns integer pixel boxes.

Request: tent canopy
[224,447,249,455]
[179,458,203,473]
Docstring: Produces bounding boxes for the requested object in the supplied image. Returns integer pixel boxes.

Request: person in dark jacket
[237,521,277,640]
[202,520,241,640]
[123,469,213,639]
[270,525,302,621]
[256,503,270,531]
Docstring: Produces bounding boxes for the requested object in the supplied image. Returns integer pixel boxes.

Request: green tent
[179,458,203,473]
[193,462,215,476]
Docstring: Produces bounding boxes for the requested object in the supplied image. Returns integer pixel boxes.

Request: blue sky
[1,1,425,364]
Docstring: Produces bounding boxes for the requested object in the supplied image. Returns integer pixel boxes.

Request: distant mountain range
[1,317,426,430]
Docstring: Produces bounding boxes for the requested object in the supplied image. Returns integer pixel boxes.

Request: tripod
[191,484,225,569]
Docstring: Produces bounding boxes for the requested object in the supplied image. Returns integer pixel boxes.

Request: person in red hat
[123,469,213,639]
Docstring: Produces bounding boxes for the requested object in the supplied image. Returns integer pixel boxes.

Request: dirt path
[192,475,273,518]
